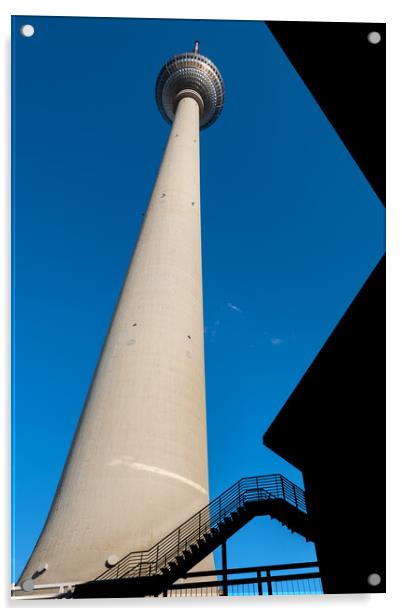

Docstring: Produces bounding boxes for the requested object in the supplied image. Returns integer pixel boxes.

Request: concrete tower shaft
[17,46,224,594]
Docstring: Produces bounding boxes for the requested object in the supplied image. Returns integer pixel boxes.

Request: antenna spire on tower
[194,40,199,54]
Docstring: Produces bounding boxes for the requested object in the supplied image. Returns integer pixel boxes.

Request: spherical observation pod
[156,45,224,130]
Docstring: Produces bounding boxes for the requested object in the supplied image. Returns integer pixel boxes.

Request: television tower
[17,43,224,594]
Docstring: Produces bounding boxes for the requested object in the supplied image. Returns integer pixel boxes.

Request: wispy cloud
[227,302,242,313]
[270,337,284,346]
[205,320,221,339]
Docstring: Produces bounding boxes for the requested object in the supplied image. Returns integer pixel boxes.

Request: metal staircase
[74,474,313,598]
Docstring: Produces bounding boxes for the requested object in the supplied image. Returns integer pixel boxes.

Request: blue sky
[12,16,385,581]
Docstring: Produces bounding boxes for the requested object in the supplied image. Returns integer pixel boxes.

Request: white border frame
[2,1,401,614]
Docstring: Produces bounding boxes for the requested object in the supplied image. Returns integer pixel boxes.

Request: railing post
[256,476,259,499]
[257,570,263,596]
[266,569,273,595]
[221,540,228,596]
[177,528,181,554]
[280,476,285,500]
[199,512,201,539]
[219,495,222,521]
[293,484,298,508]
[238,481,241,507]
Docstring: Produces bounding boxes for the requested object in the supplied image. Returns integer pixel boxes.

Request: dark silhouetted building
[263,256,385,594]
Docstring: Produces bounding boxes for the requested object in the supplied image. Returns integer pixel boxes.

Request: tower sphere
[156,47,224,130]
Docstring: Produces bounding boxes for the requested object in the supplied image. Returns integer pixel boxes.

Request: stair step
[166,559,180,569]
[160,567,171,575]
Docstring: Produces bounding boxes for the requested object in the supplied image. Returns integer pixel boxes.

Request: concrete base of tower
[12,553,217,600]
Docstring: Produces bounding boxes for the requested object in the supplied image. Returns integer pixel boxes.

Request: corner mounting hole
[367,31,381,45]
[367,573,381,586]
[20,24,35,38]
[187,335,191,339]
[22,578,34,592]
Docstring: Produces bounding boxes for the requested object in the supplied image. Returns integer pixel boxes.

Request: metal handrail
[95,473,307,581]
